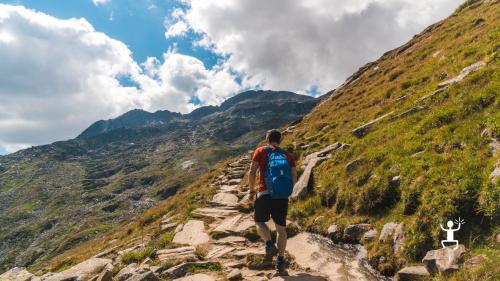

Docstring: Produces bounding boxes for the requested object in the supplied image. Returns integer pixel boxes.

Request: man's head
[266,129,281,145]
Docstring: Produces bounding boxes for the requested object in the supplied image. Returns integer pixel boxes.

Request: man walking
[248,129,297,275]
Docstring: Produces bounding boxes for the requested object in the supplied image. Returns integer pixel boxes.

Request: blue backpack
[264,146,293,199]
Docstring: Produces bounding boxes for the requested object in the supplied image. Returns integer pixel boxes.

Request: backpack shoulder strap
[264,146,273,153]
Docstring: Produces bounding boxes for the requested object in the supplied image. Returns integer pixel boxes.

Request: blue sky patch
[2,0,219,69]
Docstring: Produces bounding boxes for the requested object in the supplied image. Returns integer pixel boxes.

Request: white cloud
[0,4,241,153]
[0,1,465,153]
[165,21,188,38]
[174,0,462,93]
[92,0,110,6]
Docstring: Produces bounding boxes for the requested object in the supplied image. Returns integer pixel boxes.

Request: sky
[0,0,462,154]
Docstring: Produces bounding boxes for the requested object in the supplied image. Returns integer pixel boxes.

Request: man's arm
[291,167,297,186]
[248,160,259,201]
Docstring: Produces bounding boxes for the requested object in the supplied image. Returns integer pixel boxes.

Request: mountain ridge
[0,89,320,272]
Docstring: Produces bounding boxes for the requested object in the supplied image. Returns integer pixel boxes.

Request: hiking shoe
[275,259,288,276]
[264,244,278,263]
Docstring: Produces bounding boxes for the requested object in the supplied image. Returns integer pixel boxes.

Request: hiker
[248,129,297,275]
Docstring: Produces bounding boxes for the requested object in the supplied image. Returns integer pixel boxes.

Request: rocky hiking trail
[2,154,392,281]
[2,148,479,281]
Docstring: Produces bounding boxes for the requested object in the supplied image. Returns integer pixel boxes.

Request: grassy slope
[36,1,498,279]
[282,0,499,278]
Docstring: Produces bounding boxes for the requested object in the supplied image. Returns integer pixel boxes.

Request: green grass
[122,246,155,264]
[280,0,500,276]
[28,1,500,278]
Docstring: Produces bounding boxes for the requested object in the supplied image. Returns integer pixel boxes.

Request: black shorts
[254,194,288,226]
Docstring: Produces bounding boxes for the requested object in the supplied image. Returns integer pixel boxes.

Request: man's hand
[248,160,259,203]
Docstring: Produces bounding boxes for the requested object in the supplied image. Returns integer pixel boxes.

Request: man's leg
[254,195,277,262]
[256,222,272,242]
[271,198,289,275]
[275,224,287,256]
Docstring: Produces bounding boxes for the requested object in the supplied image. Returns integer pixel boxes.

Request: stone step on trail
[214,236,248,246]
[157,246,196,261]
[211,192,239,207]
[42,257,112,281]
[173,220,210,246]
[173,273,216,281]
[192,207,239,218]
[227,178,242,186]
[210,214,254,237]
[205,245,236,259]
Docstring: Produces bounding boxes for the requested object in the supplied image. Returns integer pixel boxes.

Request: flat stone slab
[205,245,235,259]
[219,185,239,193]
[287,233,380,281]
[422,245,465,275]
[173,220,210,246]
[192,208,238,218]
[396,266,429,281]
[157,246,196,261]
[212,214,254,235]
[232,246,265,258]
[0,267,34,281]
[214,236,247,245]
[211,192,239,207]
[270,273,328,281]
[173,273,215,281]
[44,257,112,281]
[227,179,242,185]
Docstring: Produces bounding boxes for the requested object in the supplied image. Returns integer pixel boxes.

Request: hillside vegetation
[21,0,499,279]
[282,0,499,278]
[0,90,320,272]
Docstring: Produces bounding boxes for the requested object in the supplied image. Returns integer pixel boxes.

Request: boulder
[393,223,405,254]
[173,273,215,281]
[45,257,112,281]
[379,222,398,243]
[173,220,210,246]
[0,267,34,281]
[395,266,430,281]
[362,229,378,243]
[227,269,243,281]
[422,245,466,275]
[343,224,371,243]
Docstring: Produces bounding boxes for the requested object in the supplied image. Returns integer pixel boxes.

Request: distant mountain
[78,109,182,138]
[0,90,320,271]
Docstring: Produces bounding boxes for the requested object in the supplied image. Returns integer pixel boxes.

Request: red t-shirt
[252,145,296,192]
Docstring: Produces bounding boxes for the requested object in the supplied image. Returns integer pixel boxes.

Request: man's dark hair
[266,129,281,144]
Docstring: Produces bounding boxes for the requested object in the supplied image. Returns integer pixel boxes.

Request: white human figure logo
[440,217,465,249]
